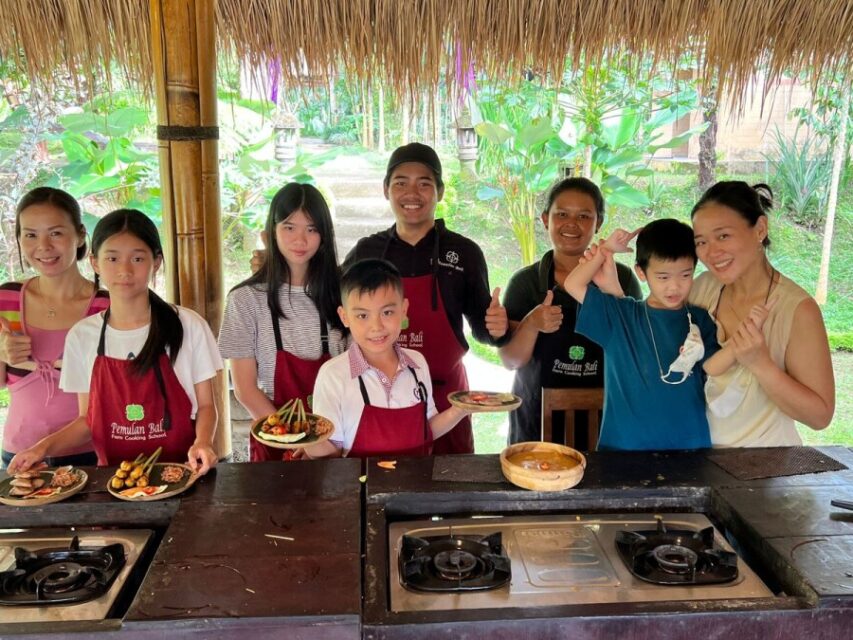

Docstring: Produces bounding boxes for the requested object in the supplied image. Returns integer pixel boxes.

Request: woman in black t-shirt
[499,178,642,446]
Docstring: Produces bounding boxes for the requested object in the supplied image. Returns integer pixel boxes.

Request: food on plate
[119,485,168,498]
[459,391,518,406]
[110,448,161,491]
[8,473,46,496]
[256,398,333,444]
[24,487,62,499]
[507,449,581,472]
[50,466,80,488]
[160,465,186,484]
[4,464,80,500]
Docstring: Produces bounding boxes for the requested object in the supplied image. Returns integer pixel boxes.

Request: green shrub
[829,332,853,352]
[764,127,831,228]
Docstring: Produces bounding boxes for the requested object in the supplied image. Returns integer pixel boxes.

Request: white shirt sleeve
[59,317,98,394]
[179,307,224,385]
[311,357,349,447]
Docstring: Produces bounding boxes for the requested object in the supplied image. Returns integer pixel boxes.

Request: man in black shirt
[344,143,508,454]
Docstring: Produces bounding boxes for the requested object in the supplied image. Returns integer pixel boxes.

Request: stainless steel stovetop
[389,513,774,612]
[0,528,153,624]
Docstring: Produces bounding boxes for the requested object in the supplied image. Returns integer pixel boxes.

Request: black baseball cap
[384,142,443,188]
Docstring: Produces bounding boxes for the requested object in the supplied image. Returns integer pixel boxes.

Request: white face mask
[706,369,749,417]
[660,312,705,385]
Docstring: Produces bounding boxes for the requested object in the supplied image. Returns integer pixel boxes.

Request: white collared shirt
[312,344,438,454]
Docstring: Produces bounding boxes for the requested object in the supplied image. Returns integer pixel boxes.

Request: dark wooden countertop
[3,447,853,639]
[0,459,363,639]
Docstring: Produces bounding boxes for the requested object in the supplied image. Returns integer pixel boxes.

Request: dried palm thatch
[0,0,852,102]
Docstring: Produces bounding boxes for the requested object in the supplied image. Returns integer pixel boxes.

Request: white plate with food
[0,466,88,506]
[447,390,523,413]
[107,461,198,502]
[251,398,334,450]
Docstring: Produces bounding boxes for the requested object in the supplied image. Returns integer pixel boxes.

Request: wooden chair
[541,388,604,451]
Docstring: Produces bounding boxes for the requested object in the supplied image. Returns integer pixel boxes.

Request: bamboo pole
[150,0,231,458]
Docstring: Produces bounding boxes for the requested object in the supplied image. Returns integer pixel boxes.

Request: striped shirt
[218,282,348,396]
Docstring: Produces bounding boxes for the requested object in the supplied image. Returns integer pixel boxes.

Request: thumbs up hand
[485,287,509,338]
[249,231,268,274]
[528,289,563,333]
[0,316,32,365]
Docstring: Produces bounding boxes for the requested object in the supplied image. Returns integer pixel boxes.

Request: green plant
[764,127,831,228]
[472,80,568,264]
[829,332,853,352]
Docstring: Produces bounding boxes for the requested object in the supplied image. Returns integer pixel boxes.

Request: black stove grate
[399,532,511,592]
[0,536,126,606]
[615,519,738,585]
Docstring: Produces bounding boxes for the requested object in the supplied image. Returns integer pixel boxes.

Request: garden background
[1,52,850,455]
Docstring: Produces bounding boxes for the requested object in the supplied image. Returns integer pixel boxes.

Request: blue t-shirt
[576,286,719,451]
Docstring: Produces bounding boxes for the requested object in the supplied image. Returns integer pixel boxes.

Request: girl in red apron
[219,183,348,461]
[8,209,221,474]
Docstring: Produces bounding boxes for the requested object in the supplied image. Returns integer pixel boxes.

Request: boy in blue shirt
[563,219,721,450]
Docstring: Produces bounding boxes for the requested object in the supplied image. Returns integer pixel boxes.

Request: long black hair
[234,182,345,332]
[15,186,89,270]
[91,209,183,375]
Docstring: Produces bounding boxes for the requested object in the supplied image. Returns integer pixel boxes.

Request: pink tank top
[2,279,109,454]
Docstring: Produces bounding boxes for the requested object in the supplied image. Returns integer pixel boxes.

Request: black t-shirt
[503,250,643,444]
[344,220,501,349]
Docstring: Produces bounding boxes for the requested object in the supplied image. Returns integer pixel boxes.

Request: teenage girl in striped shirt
[218,183,348,461]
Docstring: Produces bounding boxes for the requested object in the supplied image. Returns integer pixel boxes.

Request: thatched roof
[1,1,852,100]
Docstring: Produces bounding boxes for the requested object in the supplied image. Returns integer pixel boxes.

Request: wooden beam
[150,0,231,458]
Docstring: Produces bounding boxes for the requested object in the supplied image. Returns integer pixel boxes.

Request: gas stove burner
[650,544,698,574]
[615,518,738,585]
[399,532,511,592]
[434,548,478,580]
[0,536,126,605]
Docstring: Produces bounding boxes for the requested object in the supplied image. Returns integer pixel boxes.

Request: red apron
[249,310,331,462]
[347,367,431,458]
[87,310,195,466]
[397,273,473,454]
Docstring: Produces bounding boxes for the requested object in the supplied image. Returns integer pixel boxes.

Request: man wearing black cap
[344,142,508,455]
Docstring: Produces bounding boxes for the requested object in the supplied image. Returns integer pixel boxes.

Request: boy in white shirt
[307,259,470,458]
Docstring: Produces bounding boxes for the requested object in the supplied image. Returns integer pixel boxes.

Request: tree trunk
[815,85,850,304]
[378,82,385,153]
[150,0,230,457]
[698,83,719,193]
[402,98,410,145]
[366,83,374,149]
[328,73,336,125]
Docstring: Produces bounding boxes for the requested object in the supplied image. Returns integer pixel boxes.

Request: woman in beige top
[689,181,834,446]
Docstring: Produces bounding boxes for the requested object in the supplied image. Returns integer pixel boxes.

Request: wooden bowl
[500,441,586,491]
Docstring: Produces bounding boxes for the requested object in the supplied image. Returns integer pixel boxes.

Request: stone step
[334,196,391,220]
[326,178,386,199]
[333,217,391,240]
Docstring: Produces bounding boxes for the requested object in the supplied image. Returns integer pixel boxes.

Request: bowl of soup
[500,441,586,491]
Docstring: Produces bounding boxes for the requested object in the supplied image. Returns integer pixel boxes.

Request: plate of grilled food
[0,465,88,506]
[251,398,334,450]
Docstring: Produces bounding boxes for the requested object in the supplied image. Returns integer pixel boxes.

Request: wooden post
[149,0,231,458]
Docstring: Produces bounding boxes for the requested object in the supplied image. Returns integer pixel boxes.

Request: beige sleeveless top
[689,270,810,447]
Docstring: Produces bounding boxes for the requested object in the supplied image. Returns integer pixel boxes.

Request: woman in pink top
[0,187,109,468]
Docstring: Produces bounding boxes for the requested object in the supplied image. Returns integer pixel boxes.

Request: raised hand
[601,227,641,254]
[485,287,509,338]
[0,316,32,365]
[249,230,268,274]
[527,289,563,334]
